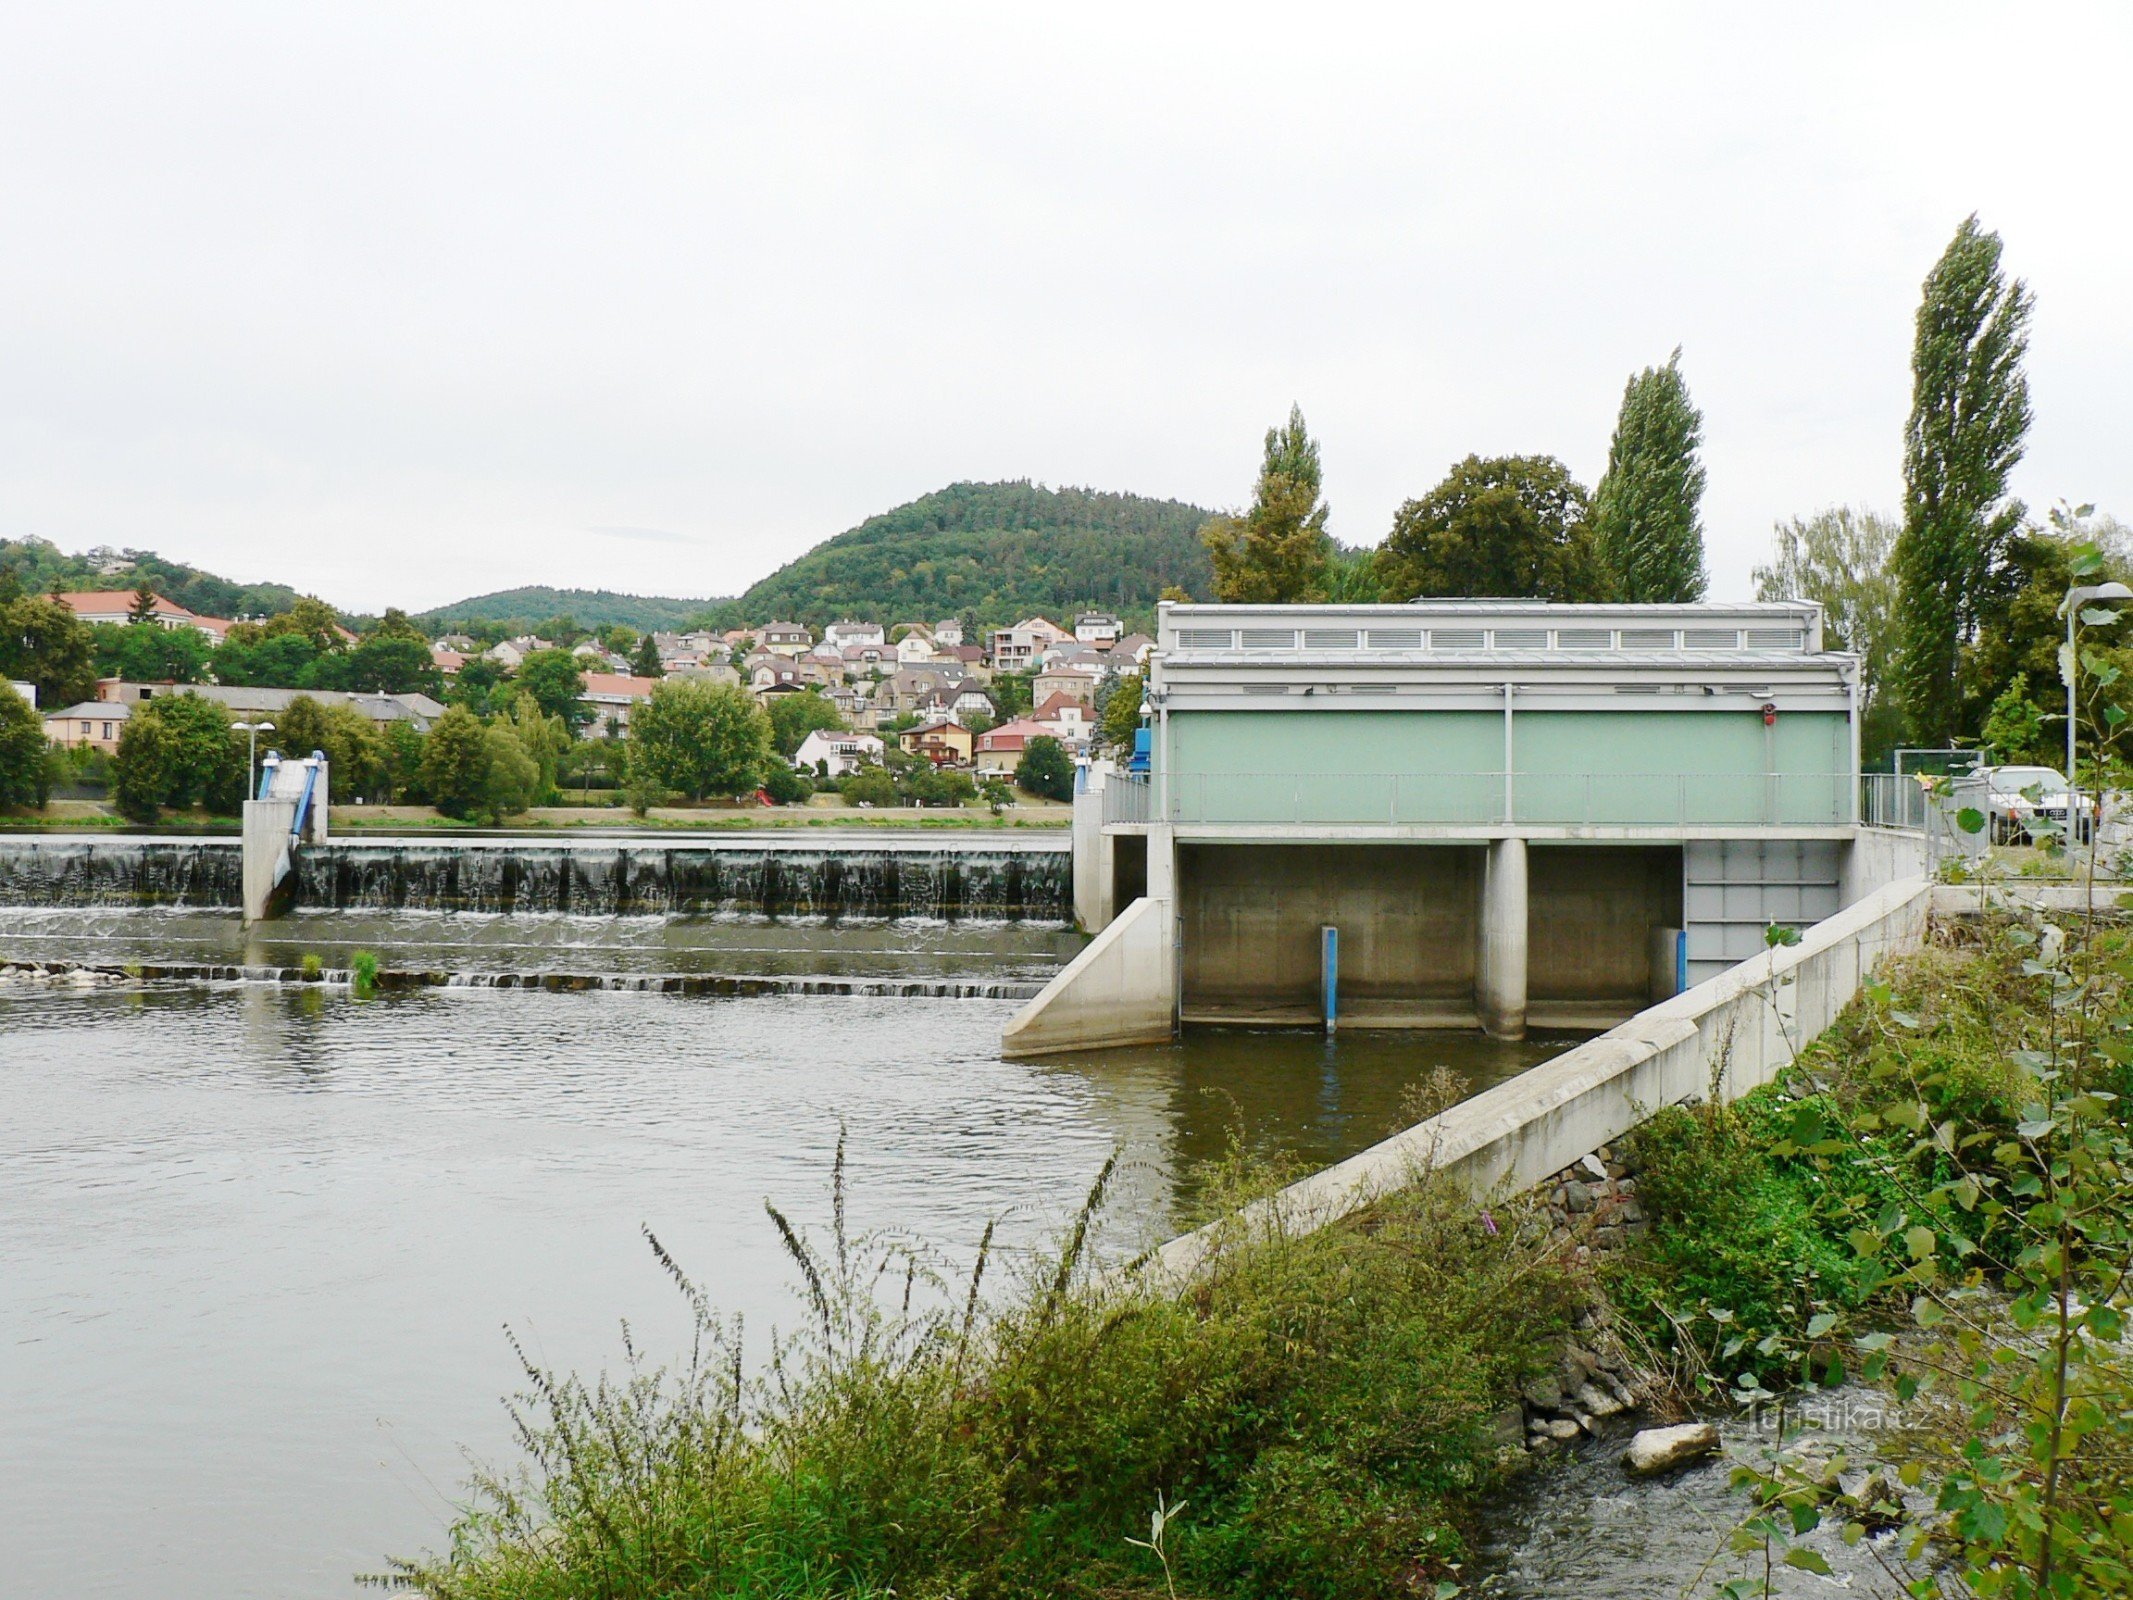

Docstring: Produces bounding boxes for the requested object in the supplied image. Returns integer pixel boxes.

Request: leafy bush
[761,763,814,805]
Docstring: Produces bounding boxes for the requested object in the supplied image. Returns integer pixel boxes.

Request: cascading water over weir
[0,833,1072,921]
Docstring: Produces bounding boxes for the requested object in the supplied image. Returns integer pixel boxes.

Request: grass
[388,1123,1578,1600]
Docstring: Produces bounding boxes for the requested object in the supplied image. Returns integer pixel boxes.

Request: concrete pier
[1477,836,1528,1039]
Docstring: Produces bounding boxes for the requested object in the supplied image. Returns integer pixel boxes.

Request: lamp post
[2060,582,2131,841]
[233,720,275,797]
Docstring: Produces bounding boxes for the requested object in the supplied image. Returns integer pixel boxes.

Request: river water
[0,904,1578,1599]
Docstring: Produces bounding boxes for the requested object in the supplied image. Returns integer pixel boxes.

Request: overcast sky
[0,3,2125,615]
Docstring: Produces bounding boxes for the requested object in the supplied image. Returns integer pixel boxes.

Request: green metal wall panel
[1161,707,1850,826]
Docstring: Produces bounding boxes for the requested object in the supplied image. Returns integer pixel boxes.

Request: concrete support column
[242,797,297,923]
[1478,836,1529,1039]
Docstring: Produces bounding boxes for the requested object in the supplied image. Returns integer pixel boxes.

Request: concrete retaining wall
[1140,873,1933,1286]
[1002,895,1175,1057]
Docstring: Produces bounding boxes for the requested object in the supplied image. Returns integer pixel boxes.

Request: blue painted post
[1675,928,1688,996]
[1321,924,1338,1034]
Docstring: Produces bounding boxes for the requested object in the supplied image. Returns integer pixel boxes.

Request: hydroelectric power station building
[1009,598,1866,1053]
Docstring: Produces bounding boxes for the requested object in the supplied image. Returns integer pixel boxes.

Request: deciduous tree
[0,682,48,808]
[767,689,844,756]
[1892,214,2034,745]
[1592,349,1707,602]
[1377,455,1607,602]
[110,693,244,821]
[0,595,98,709]
[514,649,588,730]
[1015,734,1074,802]
[1199,405,1333,603]
[628,679,774,800]
[1754,507,1901,757]
[417,706,492,820]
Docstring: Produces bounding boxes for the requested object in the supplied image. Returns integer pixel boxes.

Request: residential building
[1105,632,1156,669]
[749,660,810,696]
[579,673,660,736]
[822,619,885,649]
[840,642,893,674]
[895,632,939,664]
[1034,661,1103,707]
[8,680,35,709]
[1074,612,1123,646]
[757,620,813,657]
[485,636,552,669]
[430,647,467,676]
[987,616,1068,672]
[572,642,631,672]
[933,618,965,647]
[50,590,233,641]
[973,715,1062,776]
[666,659,742,689]
[82,681,448,735]
[899,717,974,767]
[1032,691,1091,736]
[432,633,477,652]
[792,728,885,777]
[46,700,129,752]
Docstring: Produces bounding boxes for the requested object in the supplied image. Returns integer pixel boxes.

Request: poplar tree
[1199,405,1332,602]
[1891,215,2033,746]
[1591,349,1707,602]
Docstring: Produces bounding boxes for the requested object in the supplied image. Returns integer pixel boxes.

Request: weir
[0,833,1072,921]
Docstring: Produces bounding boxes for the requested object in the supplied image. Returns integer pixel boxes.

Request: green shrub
[350,950,379,997]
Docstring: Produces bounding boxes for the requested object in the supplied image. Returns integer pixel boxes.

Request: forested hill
[0,537,305,620]
[414,586,724,634]
[734,481,1216,629]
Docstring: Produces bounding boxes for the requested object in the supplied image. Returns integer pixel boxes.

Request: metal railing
[1860,772,1936,832]
[1103,773,1152,824]
[1111,770,1856,828]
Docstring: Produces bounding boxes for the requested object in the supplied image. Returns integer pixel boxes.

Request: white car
[1969,765,2096,844]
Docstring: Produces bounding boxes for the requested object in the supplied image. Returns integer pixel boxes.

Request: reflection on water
[1,935,1582,1599]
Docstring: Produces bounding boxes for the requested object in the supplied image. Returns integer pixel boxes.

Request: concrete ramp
[1002,895,1175,1056]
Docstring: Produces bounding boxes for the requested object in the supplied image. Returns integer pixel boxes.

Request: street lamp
[2060,581,2131,839]
[233,720,275,797]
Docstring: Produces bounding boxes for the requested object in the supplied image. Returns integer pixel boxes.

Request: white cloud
[0,1,2124,611]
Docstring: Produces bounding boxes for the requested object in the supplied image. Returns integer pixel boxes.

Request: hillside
[733,481,1215,629]
[414,585,724,634]
[0,537,305,620]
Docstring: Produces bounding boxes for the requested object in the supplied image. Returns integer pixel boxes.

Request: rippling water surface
[0,917,1577,1600]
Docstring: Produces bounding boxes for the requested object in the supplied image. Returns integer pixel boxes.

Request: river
[0,902,1578,1599]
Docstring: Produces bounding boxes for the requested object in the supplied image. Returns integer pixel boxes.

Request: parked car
[1967,764,2096,844]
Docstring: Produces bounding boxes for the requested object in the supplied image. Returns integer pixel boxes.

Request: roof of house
[581,673,660,699]
[976,716,1059,750]
[1033,691,1086,717]
[46,700,130,721]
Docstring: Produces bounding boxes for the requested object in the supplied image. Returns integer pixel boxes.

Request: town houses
[412,611,1146,780]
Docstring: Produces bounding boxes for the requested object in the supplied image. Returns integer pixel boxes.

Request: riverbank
[0,798,1071,834]
[396,898,2133,1598]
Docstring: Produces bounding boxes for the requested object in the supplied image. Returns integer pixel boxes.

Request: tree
[110,692,243,821]
[1754,507,1902,758]
[448,656,508,716]
[1015,734,1074,802]
[0,596,98,709]
[345,635,438,695]
[1891,214,2034,745]
[211,628,320,688]
[1592,349,1707,602]
[514,649,587,730]
[380,721,427,804]
[261,597,346,654]
[127,583,159,625]
[837,766,899,808]
[418,706,492,820]
[1199,405,1333,602]
[1978,671,2053,765]
[0,682,48,808]
[271,695,388,803]
[761,763,814,805]
[1098,670,1144,753]
[497,691,569,804]
[94,620,213,684]
[628,679,774,800]
[1377,455,1608,601]
[767,689,843,756]
[630,633,662,679]
[480,725,539,822]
